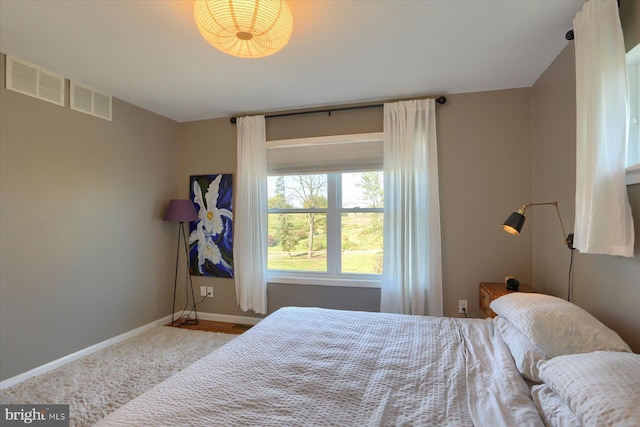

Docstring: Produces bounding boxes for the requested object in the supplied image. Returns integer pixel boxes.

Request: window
[627,43,640,185]
[266,133,384,286]
[267,172,383,275]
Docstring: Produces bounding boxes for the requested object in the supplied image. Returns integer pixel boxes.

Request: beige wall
[0,54,181,380]
[439,89,533,317]
[179,89,534,319]
[177,118,248,317]
[530,3,640,351]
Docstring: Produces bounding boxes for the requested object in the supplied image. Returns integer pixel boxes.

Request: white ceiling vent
[5,56,65,106]
[70,81,112,121]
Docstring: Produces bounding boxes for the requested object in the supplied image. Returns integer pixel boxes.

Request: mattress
[96,307,543,426]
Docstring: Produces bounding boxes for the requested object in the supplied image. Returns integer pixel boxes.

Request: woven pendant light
[194,0,293,59]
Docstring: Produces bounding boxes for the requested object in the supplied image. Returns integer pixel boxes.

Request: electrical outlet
[458,300,468,314]
[200,286,207,297]
[206,286,213,298]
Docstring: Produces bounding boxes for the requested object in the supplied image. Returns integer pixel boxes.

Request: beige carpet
[0,326,236,426]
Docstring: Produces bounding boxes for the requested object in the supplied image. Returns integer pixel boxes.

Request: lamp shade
[163,199,199,222]
[502,211,526,235]
[194,0,293,58]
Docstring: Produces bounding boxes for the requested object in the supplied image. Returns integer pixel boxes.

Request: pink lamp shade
[163,199,199,222]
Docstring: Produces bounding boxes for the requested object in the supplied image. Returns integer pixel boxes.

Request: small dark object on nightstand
[506,278,520,291]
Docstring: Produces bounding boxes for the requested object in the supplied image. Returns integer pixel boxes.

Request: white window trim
[267,272,382,288]
[627,44,640,185]
[627,164,640,185]
[267,133,384,288]
[267,132,383,150]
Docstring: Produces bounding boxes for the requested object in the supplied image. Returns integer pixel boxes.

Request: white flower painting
[188,174,233,277]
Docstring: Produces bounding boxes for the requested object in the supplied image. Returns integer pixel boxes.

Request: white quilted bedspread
[96,307,542,426]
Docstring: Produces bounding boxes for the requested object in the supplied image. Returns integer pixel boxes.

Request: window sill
[267,272,381,288]
[627,164,640,185]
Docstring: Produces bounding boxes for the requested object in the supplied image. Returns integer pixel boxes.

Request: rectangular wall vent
[6,56,65,106]
[70,81,112,121]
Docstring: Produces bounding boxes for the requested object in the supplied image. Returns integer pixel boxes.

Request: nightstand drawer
[479,286,492,318]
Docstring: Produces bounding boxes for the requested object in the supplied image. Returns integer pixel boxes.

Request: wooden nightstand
[479,282,536,318]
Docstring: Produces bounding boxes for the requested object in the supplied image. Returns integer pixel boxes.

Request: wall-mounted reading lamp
[502,201,574,250]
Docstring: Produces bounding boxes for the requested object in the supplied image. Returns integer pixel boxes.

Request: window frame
[627,43,640,185]
[266,133,384,288]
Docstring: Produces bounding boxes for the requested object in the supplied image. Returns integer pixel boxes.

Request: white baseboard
[0,311,261,390]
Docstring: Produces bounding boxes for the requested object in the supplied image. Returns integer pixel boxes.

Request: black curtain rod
[229,96,447,124]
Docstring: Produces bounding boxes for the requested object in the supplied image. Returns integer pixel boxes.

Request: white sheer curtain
[381,99,443,316]
[234,115,268,313]
[573,0,634,257]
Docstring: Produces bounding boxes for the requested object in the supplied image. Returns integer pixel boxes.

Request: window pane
[628,60,639,167]
[268,213,327,272]
[342,172,383,208]
[268,175,328,209]
[341,212,383,274]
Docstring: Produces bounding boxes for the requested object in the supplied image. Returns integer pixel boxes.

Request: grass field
[267,212,383,274]
[267,250,383,273]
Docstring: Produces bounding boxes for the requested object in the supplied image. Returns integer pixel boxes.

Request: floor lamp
[163,199,199,326]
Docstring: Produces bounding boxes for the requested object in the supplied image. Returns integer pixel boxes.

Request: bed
[95,293,638,427]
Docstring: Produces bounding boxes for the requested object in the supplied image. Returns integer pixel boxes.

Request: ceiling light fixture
[194,0,293,59]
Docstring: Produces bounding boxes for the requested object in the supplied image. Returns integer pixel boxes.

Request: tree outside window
[267,172,383,275]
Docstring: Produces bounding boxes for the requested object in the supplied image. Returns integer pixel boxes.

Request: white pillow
[494,316,549,382]
[489,293,631,357]
[538,352,640,427]
[530,384,583,427]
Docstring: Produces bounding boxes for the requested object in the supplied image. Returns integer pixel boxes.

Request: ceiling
[0,0,585,123]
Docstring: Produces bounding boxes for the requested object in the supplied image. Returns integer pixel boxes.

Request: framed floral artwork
[189,174,233,278]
